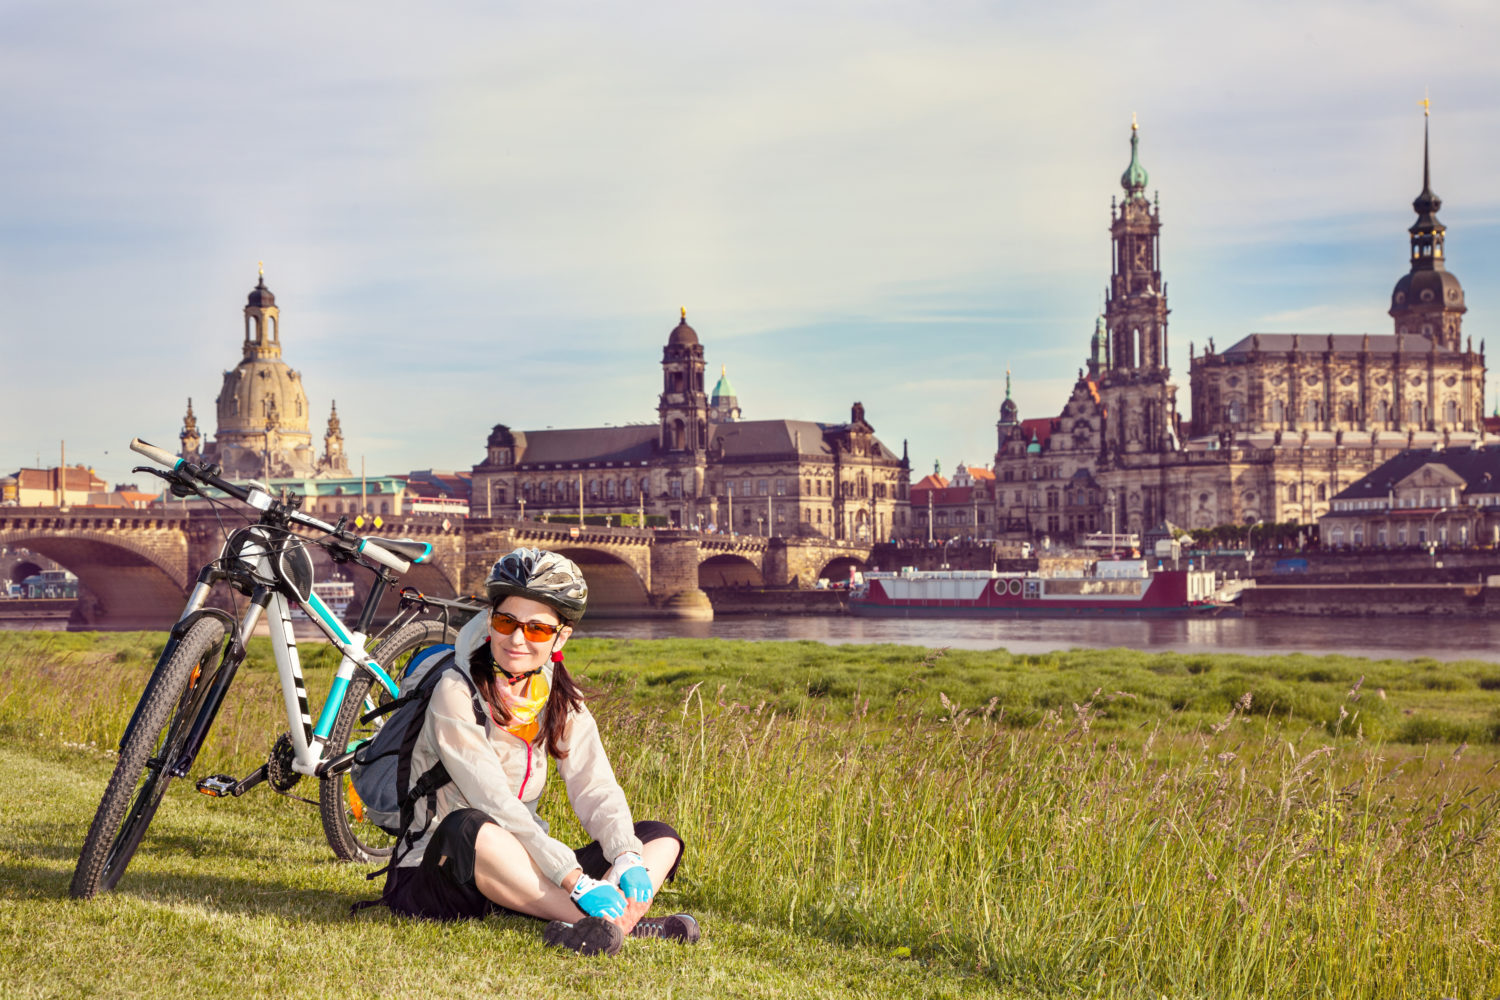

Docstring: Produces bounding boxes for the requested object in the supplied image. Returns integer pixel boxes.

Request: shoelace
[629,917,677,939]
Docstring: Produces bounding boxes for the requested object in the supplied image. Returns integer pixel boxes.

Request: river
[5,609,1495,662]
[579,614,1500,662]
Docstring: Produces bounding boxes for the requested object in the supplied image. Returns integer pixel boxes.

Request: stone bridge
[0,508,872,629]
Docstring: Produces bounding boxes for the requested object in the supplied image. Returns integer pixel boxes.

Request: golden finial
[1419,89,1431,117]
[680,306,686,320]
[1131,111,1138,131]
[721,364,726,375]
[258,260,264,278]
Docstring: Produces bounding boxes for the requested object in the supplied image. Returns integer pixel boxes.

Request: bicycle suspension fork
[166,586,268,778]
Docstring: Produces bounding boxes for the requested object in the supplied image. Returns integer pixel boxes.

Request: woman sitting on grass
[379,546,698,955]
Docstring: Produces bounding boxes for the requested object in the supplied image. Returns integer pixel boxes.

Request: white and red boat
[849,559,1238,619]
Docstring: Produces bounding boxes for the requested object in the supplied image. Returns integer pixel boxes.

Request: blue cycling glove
[606,851,654,903]
[568,874,627,919]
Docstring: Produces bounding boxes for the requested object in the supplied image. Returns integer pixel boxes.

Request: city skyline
[3,2,1499,491]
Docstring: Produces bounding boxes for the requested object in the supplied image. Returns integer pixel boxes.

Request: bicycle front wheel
[70,617,228,898]
[319,619,458,864]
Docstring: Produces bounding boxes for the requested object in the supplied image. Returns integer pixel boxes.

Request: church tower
[202,267,319,479]
[659,309,708,454]
[1390,107,1466,349]
[318,401,352,475]
[180,398,201,463]
[709,365,741,423]
[1098,117,1178,457]
[996,369,1020,453]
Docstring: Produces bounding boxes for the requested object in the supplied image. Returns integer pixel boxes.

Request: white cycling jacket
[396,612,644,884]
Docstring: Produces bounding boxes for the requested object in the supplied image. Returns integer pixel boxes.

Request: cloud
[3,1,1500,488]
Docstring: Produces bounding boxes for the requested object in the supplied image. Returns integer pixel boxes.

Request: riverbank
[3,633,1497,998]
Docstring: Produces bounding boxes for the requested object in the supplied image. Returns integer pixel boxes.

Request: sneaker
[543,916,624,956]
[628,913,701,944]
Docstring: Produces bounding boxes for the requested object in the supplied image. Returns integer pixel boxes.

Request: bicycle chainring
[267,732,300,792]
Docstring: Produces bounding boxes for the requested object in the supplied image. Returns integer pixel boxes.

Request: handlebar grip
[358,539,412,574]
[130,438,182,469]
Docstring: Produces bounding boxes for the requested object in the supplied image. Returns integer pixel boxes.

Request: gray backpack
[349,644,486,866]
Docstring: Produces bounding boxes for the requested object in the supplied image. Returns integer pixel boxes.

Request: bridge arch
[698,553,763,589]
[554,546,650,617]
[0,530,188,629]
[817,555,868,586]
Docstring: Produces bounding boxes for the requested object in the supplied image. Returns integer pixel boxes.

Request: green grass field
[0,631,1497,999]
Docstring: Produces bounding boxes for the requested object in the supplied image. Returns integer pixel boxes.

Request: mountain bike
[69,438,484,898]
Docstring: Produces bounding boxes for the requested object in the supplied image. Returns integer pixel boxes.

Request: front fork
[166,587,272,777]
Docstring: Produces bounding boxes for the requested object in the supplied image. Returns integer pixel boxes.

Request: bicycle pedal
[196,774,237,797]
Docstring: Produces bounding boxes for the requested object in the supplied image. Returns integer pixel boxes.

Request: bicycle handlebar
[130,436,412,574]
[130,438,185,471]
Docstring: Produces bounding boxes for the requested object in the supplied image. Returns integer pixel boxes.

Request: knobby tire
[318,618,458,864]
[69,617,229,898]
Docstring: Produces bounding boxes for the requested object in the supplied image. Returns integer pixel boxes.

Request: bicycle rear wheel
[319,618,458,864]
[70,617,228,898]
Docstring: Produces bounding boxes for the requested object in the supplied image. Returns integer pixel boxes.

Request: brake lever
[134,464,202,499]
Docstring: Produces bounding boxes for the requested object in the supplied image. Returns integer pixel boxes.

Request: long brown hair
[468,634,585,759]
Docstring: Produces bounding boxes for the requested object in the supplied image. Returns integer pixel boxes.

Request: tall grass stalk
[2,632,1497,996]
[606,689,1499,997]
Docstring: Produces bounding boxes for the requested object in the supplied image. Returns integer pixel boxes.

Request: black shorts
[382,808,685,922]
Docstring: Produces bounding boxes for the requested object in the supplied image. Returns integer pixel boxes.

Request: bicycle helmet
[485,547,588,622]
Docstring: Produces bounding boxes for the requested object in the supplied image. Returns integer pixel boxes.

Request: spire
[1005,368,1012,399]
[1121,114,1148,195]
[180,398,201,461]
[320,400,348,474]
[1088,315,1106,376]
[1408,102,1446,270]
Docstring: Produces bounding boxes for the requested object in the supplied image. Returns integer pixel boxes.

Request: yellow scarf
[496,672,550,744]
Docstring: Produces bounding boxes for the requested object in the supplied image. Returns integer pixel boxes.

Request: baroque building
[471,311,911,539]
[179,269,352,480]
[996,113,1484,540]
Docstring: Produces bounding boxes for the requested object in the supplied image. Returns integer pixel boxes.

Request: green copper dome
[1026,431,1042,455]
[711,364,736,401]
[1121,121,1148,194]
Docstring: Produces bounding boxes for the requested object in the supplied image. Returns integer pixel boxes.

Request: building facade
[180,270,352,480]
[910,463,998,541]
[1320,446,1500,550]
[996,115,1485,541]
[471,312,911,539]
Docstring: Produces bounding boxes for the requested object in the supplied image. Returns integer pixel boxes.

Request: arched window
[1316,483,1327,502]
[606,479,617,500]
[589,479,600,500]
[1270,399,1285,423]
[1409,401,1424,425]
[1287,483,1299,502]
[1444,399,1459,425]
[1303,399,1321,423]
[1374,399,1389,424]
[623,477,634,499]
[1227,398,1244,423]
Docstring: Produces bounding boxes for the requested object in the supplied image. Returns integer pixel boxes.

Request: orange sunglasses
[489,611,564,643]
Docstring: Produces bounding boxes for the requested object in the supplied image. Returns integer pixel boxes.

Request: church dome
[487,424,516,448]
[1390,268,1465,316]
[247,276,276,308]
[668,308,699,346]
[1120,121,1148,194]
[216,359,311,437]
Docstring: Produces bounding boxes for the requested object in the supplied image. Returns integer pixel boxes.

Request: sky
[4,0,1500,490]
